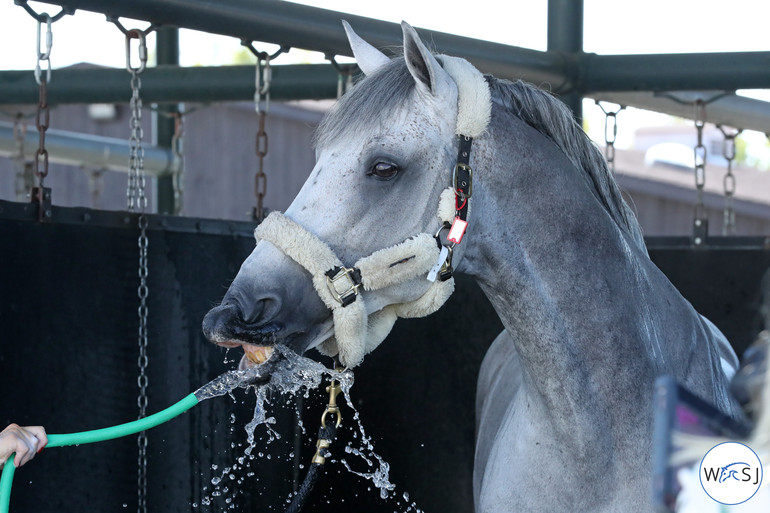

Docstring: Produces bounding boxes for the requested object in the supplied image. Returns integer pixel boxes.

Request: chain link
[34,15,53,86]
[718,125,742,236]
[595,101,625,172]
[120,25,151,513]
[253,54,271,222]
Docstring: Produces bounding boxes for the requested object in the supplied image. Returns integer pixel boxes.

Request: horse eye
[370,162,399,180]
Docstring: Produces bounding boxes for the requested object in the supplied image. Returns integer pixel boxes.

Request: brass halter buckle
[325,265,363,307]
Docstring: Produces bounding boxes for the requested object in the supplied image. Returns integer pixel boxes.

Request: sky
[1,0,769,157]
[3,0,770,69]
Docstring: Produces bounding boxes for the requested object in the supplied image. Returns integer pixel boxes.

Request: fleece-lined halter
[254,55,491,368]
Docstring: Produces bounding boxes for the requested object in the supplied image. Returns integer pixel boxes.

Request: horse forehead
[323,103,454,159]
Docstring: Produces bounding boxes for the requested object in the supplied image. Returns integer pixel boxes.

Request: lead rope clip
[312,372,343,465]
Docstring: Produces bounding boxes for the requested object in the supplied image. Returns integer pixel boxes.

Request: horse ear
[342,20,390,76]
[401,21,454,98]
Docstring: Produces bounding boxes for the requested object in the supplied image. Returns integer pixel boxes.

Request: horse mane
[485,77,646,252]
[315,57,646,252]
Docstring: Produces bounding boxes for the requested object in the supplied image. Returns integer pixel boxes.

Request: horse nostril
[241,295,282,326]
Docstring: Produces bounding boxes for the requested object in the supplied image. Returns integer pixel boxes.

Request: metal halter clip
[325,266,362,307]
[452,162,473,199]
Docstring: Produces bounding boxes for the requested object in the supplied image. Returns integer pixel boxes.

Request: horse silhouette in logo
[719,462,750,483]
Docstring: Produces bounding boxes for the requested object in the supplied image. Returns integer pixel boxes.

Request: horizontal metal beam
[591,91,770,134]
[0,121,172,175]
[0,64,339,105]
[0,198,256,237]
[581,52,770,93]
[34,0,568,89]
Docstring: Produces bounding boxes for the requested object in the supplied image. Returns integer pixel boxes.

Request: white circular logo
[699,441,764,505]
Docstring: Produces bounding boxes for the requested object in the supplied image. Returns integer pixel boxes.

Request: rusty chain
[241,44,289,222]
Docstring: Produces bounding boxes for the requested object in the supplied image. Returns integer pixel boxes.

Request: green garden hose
[0,393,199,513]
[0,354,281,513]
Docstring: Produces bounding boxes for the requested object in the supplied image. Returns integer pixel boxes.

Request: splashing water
[195,346,423,512]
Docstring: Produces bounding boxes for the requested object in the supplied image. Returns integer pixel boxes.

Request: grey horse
[203,21,742,512]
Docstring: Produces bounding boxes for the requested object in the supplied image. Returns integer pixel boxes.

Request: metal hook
[14,0,73,23]
[34,15,53,85]
[124,29,148,75]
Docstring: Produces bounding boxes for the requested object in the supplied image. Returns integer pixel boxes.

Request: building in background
[2,98,769,237]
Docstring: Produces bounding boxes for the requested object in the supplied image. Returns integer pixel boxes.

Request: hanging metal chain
[34,77,50,189]
[13,113,34,201]
[241,43,288,222]
[125,29,148,212]
[253,53,271,222]
[117,23,152,513]
[30,14,54,222]
[171,111,185,215]
[692,100,708,245]
[717,125,742,236]
[595,101,625,173]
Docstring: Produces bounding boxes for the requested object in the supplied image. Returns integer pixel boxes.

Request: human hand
[0,424,48,468]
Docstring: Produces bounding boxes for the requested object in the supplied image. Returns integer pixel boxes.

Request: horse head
[203,22,483,369]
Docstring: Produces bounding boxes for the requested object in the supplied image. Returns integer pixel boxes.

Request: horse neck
[458,112,723,439]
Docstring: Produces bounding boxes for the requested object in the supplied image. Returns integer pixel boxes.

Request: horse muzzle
[202,302,284,367]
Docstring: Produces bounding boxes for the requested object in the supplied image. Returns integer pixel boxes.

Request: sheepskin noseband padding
[439,54,491,139]
[254,189,455,368]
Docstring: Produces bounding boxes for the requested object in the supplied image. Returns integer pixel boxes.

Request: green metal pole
[547,0,584,122]
[154,27,179,215]
[0,65,340,105]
